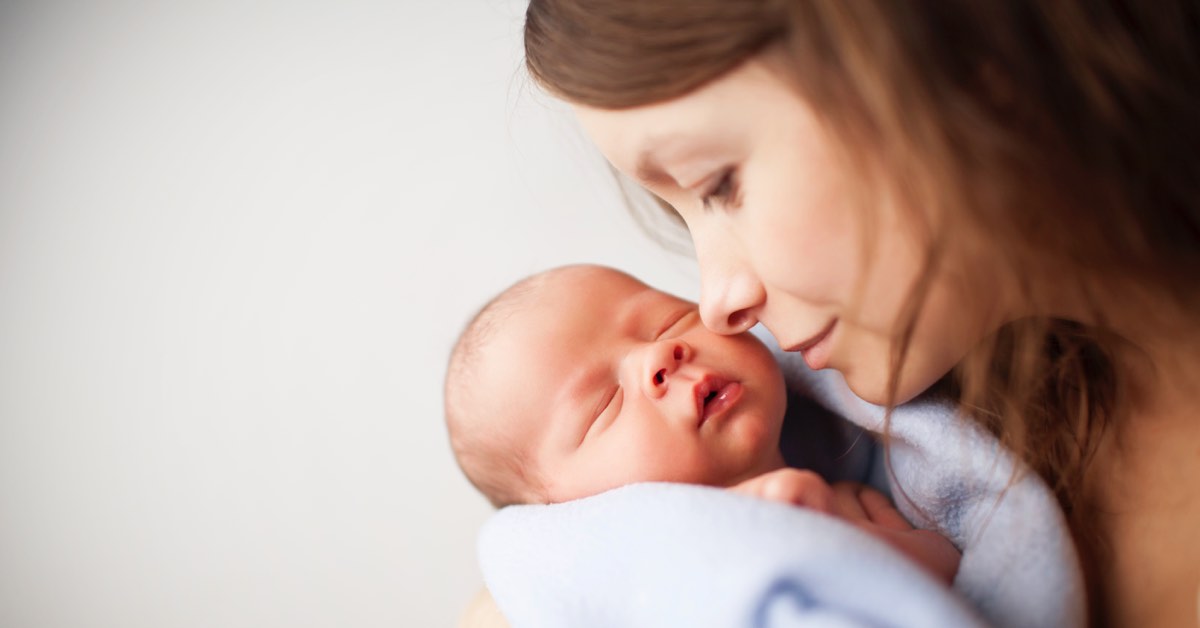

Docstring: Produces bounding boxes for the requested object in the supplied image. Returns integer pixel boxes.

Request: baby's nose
[642,340,690,399]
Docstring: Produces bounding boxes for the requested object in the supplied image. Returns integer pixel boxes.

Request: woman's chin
[841,364,947,407]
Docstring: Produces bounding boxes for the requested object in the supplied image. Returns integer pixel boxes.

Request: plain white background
[0,1,699,626]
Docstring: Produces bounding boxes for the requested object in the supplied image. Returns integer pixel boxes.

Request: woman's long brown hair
[526,0,1200,620]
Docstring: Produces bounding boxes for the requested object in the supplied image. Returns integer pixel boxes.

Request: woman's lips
[785,319,838,370]
[695,377,743,427]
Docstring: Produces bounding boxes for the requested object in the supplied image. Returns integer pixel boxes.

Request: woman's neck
[1088,319,1200,628]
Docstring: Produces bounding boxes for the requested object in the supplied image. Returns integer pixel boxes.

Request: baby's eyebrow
[614,289,670,337]
[654,307,692,339]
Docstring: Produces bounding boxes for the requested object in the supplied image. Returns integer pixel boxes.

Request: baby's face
[478,267,787,503]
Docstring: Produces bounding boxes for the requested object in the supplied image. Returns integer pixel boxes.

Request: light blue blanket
[479,337,1084,627]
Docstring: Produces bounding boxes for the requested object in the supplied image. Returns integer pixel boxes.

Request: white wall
[0,2,698,626]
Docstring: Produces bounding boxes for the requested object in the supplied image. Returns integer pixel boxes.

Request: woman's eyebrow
[635,150,672,185]
[634,134,687,186]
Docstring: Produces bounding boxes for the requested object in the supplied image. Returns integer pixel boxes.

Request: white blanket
[478,339,1085,627]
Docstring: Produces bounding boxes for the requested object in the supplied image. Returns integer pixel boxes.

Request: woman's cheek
[846,234,931,335]
[748,197,865,306]
[747,204,859,304]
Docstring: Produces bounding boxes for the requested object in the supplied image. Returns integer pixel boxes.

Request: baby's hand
[727,468,836,514]
[829,482,961,586]
[728,471,961,585]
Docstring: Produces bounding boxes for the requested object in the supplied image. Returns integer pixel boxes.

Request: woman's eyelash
[701,168,738,211]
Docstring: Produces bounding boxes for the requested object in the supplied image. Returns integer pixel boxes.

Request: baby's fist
[728,468,835,514]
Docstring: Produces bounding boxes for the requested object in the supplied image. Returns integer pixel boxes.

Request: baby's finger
[763,470,834,514]
[858,486,913,530]
[730,469,835,514]
[831,482,868,522]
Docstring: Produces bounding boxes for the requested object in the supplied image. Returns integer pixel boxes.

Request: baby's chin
[725,414,787,476]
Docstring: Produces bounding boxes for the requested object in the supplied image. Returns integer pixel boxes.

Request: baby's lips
[693,374,724,423]
[694,375,741,426]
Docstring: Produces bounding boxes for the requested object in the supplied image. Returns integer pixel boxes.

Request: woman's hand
[728,469,961,585]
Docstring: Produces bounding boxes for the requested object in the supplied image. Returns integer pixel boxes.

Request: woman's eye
[700,168,738,211]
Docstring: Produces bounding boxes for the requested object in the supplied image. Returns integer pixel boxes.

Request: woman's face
[573,51,1010,405]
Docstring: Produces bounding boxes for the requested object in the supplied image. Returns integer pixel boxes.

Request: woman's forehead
[572,56,783,147]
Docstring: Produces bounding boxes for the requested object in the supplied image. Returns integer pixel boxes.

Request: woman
[524,1,1200,626]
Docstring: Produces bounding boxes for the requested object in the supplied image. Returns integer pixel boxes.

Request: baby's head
[445,265,787,507]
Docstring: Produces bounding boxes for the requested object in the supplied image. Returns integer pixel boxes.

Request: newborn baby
[445,264,959,584]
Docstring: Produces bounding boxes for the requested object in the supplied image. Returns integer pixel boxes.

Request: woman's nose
[699,269,764,335]
[638,339,692,399]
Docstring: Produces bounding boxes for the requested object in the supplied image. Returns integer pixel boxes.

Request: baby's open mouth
[695,376,743,427]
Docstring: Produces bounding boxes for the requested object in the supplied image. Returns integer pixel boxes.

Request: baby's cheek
[725,410,776,463]
[604,434,703,486]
